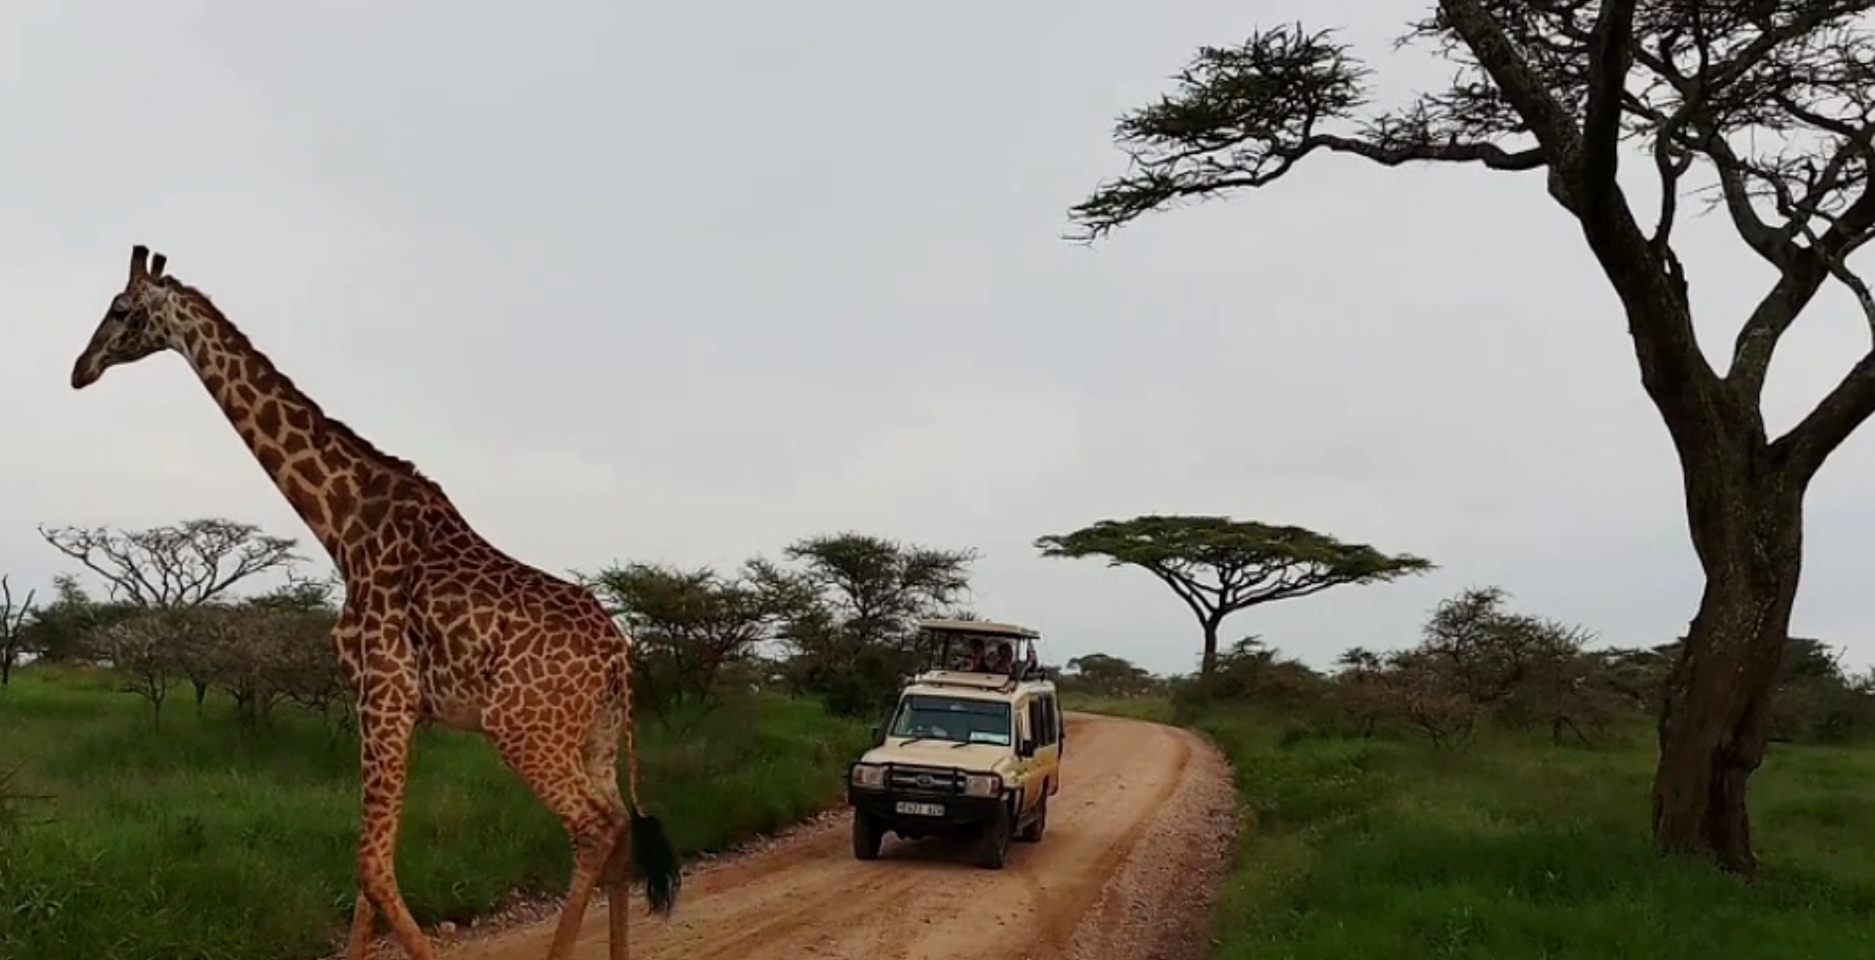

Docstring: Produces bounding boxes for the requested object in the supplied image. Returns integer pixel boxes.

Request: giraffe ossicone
[69,243,681,960]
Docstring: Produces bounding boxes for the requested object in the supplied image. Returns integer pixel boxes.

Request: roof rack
[910,669,1017,692]
[915,619,1041,640]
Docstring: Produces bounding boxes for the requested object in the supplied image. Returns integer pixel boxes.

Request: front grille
[887,764,965,795]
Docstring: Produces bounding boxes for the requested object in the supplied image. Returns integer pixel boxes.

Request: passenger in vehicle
[1014,643,1039,681]
[958,637,989,672]
[986,642,1014,676]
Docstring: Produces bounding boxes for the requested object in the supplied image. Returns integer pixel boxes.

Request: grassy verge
[0,666,870,960]
[1058,692,1174,724]
[1167,706,1875,959]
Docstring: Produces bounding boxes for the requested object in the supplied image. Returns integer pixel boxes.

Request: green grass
[1166,706,1875,960]
[1058,692,1175,724]
[0,665,870,960]
[1067,696,1875,957]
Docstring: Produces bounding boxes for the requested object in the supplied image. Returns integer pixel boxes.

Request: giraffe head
[70,244,189,390]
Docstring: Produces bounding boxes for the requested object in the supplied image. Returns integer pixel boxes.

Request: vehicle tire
[853,811,884,861]
[1016,791,1047,843]
[976,801,1011,869]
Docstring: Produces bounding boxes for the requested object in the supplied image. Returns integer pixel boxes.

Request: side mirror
[1017,738,1036,758]
[870,724,885,745]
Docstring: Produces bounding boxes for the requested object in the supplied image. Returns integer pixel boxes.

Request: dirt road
[449,713,1238,960]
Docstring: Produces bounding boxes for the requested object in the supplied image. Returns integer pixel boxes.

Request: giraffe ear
[129,244,150,282]
[150,253,167,278]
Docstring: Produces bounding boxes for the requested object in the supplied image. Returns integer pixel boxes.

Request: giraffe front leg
[333,586,434,960]
[353,697,435,960]
[342,893,377,960]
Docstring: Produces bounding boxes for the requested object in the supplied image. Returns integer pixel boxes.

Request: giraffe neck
[169,295,400,565]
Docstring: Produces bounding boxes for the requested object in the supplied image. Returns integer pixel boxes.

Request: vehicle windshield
[888,695,1012,746]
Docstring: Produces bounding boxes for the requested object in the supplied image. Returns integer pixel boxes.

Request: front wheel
[852,811,884,860]
[975,802,1011,869]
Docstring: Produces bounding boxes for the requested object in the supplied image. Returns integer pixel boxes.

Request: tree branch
[1434,0,1585,166]
[1579,0,1639,214]
[1067,24,1554,241]
[1146,561,1220,626]
[1774,348,1875,480]
[1072,135,1545,240]
[1727,126,1875,400]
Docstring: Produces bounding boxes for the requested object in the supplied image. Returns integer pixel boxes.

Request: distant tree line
[1060,586,1875,750]
[10,514,1868,753]
[0,518,980,727]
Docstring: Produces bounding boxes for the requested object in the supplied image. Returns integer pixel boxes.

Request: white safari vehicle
[845,619,1065,869]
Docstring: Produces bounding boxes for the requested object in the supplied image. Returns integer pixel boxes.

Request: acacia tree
[38,518,300,607]
[1416,587,1616,743]
[0,576,35,687]
[752,533,978,716]
[39,518,302,707]
[1070,1,1875,874]
[1036,516,1432,676]
[584,562,785,716]
[1063,653,1160,698]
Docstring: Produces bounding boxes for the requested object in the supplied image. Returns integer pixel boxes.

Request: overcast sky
[5,0,1873,677]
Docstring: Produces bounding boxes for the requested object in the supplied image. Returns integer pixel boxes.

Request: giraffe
[68,245,681,960]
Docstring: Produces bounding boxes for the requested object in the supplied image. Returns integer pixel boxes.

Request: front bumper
[848,787,1002,827]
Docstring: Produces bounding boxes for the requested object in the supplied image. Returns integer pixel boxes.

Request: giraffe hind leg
[586,693,680,918]
[491,723,622,960]
[584,707,632,888]
[583,704,634,960]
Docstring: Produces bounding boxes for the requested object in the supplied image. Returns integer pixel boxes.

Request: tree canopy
[1062,653,1161,699]
[1036,515,1432,675]
[1068,0,1875,874]
[38,518,301,608]
[748,533,979,717]
[583,562,784,718]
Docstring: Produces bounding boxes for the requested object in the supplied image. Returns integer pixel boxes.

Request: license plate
[895,801,944,817]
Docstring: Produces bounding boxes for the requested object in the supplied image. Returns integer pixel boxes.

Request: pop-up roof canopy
[915,618,1040,640]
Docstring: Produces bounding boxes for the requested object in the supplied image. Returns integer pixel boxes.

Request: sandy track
[447,713,1238,960]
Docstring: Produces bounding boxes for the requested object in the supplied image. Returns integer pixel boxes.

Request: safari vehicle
[846,618,1064,869]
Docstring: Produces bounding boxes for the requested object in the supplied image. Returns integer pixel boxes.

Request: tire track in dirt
[443,712,1239,960]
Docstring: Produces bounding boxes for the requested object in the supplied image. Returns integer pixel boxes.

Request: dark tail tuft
[630,806,680,917]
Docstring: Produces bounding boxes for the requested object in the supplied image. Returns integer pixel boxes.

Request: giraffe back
[395,498,629,733]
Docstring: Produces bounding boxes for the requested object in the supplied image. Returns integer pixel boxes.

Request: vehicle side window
[1027,698,1050,748]
[1040,695,1059,746]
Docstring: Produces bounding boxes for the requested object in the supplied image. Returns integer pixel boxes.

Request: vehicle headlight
[851,763,886,789]
[963,773,1002,798]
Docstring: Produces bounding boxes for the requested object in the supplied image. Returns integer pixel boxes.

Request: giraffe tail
[612,648,680,917]
[629,806,680,917]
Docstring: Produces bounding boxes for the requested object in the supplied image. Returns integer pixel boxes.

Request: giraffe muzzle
[70,354,103,389]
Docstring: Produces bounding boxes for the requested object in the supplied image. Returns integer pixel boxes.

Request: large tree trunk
[1199,619,1221,677]
[1651,435,1804,875]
